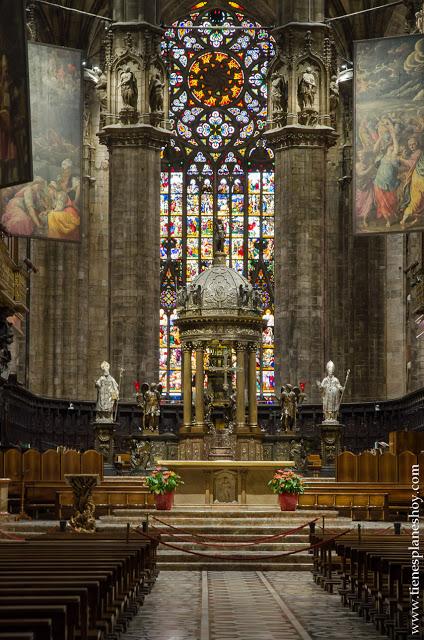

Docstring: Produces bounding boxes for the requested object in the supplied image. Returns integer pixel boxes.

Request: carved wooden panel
[379,452,397,483]
[23,449,41,481]
[336,451,358,482]
[41,449,61,481]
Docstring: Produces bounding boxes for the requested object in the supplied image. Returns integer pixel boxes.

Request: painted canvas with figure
[354,34,424,235]
[1,42,82,242]
[0,0,32,189]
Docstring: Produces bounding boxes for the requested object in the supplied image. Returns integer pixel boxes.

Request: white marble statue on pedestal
[316,360,346,422]
[95,361,119,423]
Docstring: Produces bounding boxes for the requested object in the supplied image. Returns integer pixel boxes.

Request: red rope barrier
[0,528,26,542]
[133,526,353,561]
[150,515,318,546]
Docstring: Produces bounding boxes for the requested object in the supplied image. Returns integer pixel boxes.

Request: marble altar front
[156,460,295,506]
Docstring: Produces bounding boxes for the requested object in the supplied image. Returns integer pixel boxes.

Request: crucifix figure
[207,346,240,394]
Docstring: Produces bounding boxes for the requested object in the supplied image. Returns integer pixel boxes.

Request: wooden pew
[0,531,159,640]
[310,530,420,639]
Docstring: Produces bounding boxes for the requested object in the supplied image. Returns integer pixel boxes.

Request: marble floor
[124,571,384,640]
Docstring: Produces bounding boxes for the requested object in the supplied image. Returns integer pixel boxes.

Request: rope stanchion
[150,515,319,546]
[133,525,353,562]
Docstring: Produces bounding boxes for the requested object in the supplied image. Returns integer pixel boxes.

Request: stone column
[235,343,246,431]
[193,342,205,431]
[182,342,193,429]
[99,17,170,398]
[265,9,338,400]
[247,343,258,431]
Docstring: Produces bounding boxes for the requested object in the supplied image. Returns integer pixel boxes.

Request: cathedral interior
[0,1,423,639]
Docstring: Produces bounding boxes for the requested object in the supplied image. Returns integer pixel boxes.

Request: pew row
[0,529,160,640]
[310,530,422,639]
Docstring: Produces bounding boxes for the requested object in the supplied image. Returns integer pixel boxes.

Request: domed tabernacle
[176,253,262,314]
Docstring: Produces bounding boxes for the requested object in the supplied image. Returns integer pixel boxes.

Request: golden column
[247,342,258,430]
[193,341,205,431]
[182,342,192,429]
[235,342,246,431]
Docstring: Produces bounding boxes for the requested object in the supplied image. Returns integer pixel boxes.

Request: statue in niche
[316,360,345,422]
[94,69,107,128]
[137,382,163,431]
[95,361,119,423]
[297,66,318,111]
[214,218,225,253]
[270,71,288,120]
[329,74,339,127]
[215,474,236,503]
[149,69,164,113]
[119,66,138,110]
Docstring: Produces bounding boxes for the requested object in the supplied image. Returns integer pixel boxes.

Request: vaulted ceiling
[30,0,411,64]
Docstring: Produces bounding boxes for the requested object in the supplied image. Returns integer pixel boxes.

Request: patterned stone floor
[124,571,384,640]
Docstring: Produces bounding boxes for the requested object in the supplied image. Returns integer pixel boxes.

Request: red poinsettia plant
[268,468,305,495]
[145,467,183,495]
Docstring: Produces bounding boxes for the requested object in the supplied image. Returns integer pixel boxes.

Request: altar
[157,460,295,506]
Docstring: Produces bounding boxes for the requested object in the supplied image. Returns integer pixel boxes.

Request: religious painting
[0,0,32,188]
[1,42,82,242]
[354,35,424,234]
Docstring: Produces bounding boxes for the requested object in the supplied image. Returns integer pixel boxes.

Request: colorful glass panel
[160,8,275,399]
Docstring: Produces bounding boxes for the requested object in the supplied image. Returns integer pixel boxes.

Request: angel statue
[316,361,348,422]
[297,66,317,111]
[279,384,305,431]
[95,361,119,423]
[136,382,163,432]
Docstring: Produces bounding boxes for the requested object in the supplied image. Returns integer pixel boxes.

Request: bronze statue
[137,382,163,431]
[280,383,305,431]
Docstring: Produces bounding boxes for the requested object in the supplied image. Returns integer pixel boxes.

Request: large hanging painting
[1,42,82,242]
[354,35,424,235]
[0,0,32,188]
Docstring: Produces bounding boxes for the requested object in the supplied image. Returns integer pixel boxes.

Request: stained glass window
[160,4,275,399]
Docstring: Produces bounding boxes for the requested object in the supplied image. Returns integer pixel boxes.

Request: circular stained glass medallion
[188,51,244,107]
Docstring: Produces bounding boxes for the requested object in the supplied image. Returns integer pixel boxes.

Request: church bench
[0,536,158,638]
[0,620,52,640]
[0,635,35,640]
[0,607,67,640]
[314,534,418,638]
[0,597,81,640]
[55,486,152,518]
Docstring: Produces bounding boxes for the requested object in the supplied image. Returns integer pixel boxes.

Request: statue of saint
[270,72,287,115]
[149,70,164,113]
[214,218,225,253]
[95,361,119,423]
[138,382,163,431]
[119,66,138,110]
[280,383,305,431]
[329,75,340,120]
[297,66,317,111]
[316,360,344,422]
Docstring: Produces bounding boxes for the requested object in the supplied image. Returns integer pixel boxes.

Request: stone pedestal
[129,432,177,471]
[268,433,307,472]
[0,478,10,518]
[93,421,117,464]
[320,421,342,475]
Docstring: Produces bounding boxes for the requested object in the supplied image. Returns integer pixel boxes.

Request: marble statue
[316,360,344,422]
[149,70,164,113]
[215,218,225,253]
[297,66,317,111]
[329,75,339,114]
[177,285,188,308]
[138,382,163,431]
[270,72,288,116]
[95,361,119,423]
[119,66,138,110]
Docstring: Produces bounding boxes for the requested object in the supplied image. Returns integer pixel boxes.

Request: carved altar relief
[213,470,238,503]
